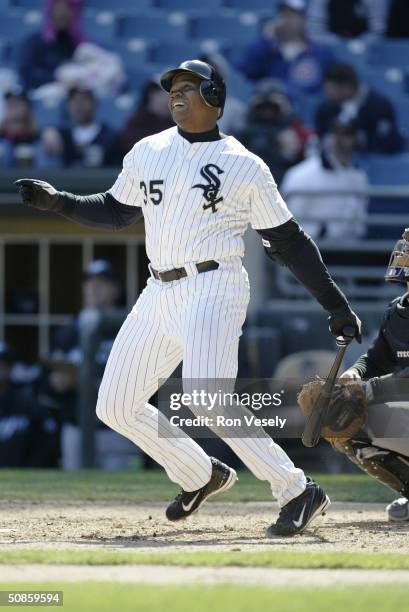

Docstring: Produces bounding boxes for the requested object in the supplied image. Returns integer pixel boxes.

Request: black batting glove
[15,178,60,212]
[328,306,362,343]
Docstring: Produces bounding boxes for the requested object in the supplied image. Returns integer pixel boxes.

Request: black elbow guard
[257,218,304,266]
[260,236,286,265]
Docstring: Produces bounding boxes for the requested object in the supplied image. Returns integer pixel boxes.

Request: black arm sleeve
[55,191,142,231]
[257,218,349,313]
[352,329,397,380]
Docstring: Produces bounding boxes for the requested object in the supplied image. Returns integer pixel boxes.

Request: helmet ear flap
[199,79,221,108]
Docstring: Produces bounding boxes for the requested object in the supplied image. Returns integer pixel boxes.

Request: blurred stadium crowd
[1,0,409,470]
[1,1,409,172]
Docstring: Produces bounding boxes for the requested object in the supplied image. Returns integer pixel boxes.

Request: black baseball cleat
[166,457,237,521]
[267,477,330,537]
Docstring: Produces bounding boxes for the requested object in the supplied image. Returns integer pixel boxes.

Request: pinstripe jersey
[109,126,291,270]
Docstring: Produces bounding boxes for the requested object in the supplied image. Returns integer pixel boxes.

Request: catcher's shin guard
[333,439,409,497]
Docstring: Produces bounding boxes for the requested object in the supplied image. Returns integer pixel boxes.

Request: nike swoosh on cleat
[182,492,201,512]
[293,503,306,528]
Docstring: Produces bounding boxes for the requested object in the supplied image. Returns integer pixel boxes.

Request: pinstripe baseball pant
[96,258,306,506]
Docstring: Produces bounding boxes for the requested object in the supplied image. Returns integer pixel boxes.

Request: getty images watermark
[157,378,301,439]
[158,376,409,440]
[168,388,287,430]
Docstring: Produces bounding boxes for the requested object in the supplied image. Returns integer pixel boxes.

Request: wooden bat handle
[301,325,355,448]
[302,344,347,447]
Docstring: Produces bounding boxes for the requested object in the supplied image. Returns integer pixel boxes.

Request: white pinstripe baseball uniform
[96,126,306,507]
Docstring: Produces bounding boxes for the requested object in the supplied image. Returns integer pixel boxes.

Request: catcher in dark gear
[299,228,409,522]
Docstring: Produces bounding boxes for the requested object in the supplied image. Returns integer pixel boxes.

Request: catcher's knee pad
[333,439,409,497]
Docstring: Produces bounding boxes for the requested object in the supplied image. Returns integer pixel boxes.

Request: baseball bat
[301,325,356,448]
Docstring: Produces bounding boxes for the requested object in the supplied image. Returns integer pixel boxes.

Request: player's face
[169,75,203,119]
[168,74,217,130]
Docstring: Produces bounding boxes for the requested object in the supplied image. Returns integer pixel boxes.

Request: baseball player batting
[16,60,361,537]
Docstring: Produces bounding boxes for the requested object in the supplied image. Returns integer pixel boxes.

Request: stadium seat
[83,13,116,41]
[294,93,321,127]
[85,0,152,10]
[223,0,279,10]
[108,39,150,69]
[155,0,222,10]
[324,35,370,65]
[0,13,40,39]
[394,97,409,140]
[362,154,409,185]
[222,41,247,64]
[10,0,42,7]
[357,66,405,100]
[368,40,409,70]
[116,13,188,41]
[149,40,201,66]
[224,66,253,102]
[126,65,159,91]
[0,39,10,62]
[367,206,407,238]
[31,100,63,128]
[189,14,259,44]
[98,94,138,130]
[361,154,409,238]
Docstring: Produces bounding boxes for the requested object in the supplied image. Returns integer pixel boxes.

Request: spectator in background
[0,89,40,168]
[18,0,85,91]
[42,260,135,471]
[315,63,405,154]
[237,79,311,184]
[236,0,334,96]
[386,0,409,38]
[0,343,59,467]
[119,81,173,155]
[307,0,388,38]
[280,112,368,240]
[41,87,120,167]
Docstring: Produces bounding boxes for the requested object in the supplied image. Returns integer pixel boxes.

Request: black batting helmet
[160,60,226,116]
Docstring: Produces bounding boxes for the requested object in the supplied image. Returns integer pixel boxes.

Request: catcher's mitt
[297,378,367,444]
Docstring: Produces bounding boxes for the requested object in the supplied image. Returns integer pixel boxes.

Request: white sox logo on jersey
[192,164,224,213]
[109,126,293,269]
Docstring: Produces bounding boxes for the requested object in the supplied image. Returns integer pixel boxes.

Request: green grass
[1,550,409,570]
[0,469,392,503]
[0,584,408,612]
